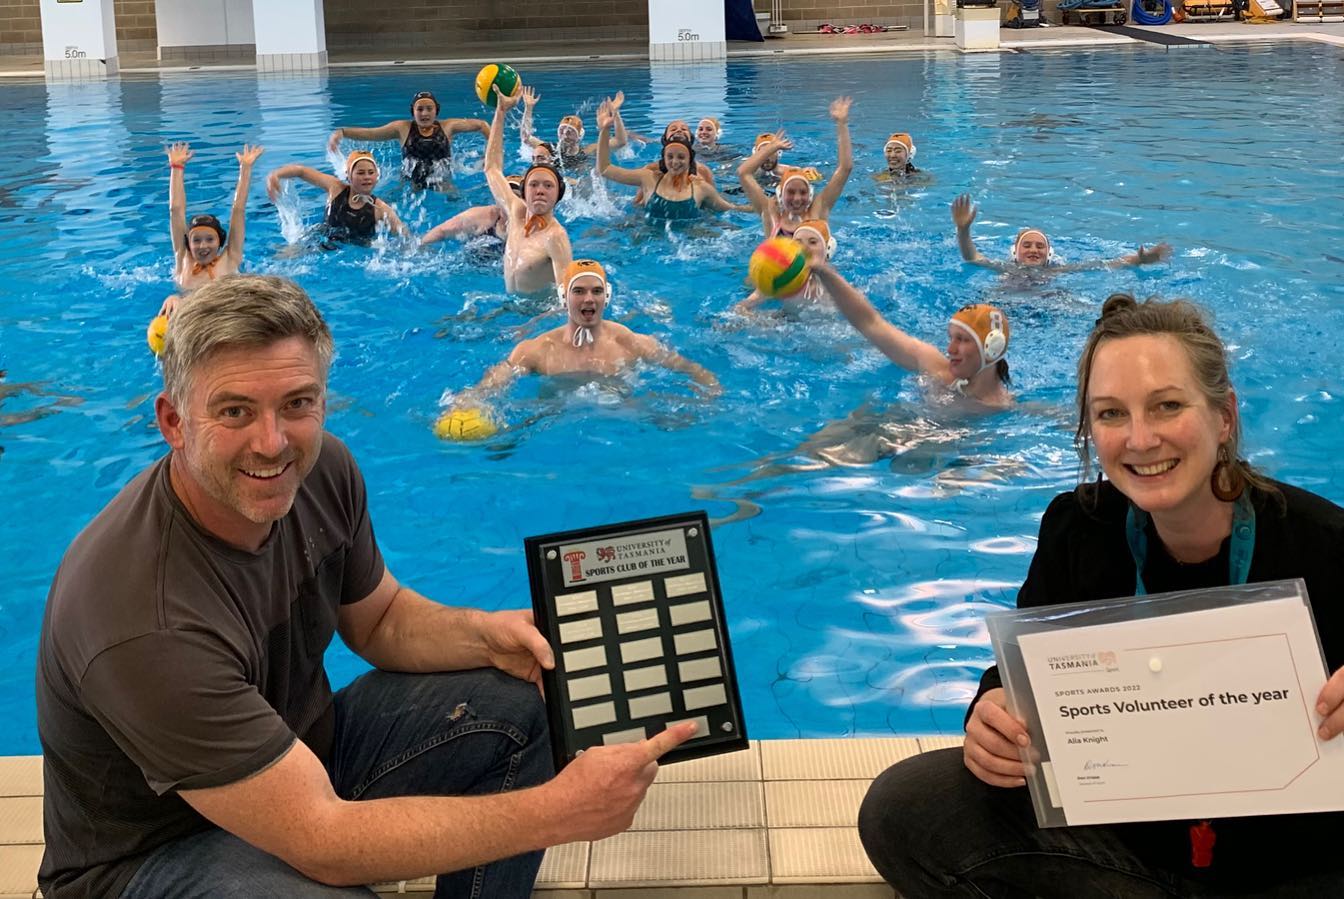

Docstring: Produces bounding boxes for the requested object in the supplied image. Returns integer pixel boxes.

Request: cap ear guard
[982,310,1008,363]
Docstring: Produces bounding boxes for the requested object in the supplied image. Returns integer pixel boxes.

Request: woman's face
[1086,334,1232,521]
[884,143,910,168]
[348,160,379,194]
[696,120,718,145]
[664,120,691,142]
[663,144,691,175]
[412,98,437,127]
[797,230,828,264]
[1014,231,1050,265]
[187,228,220,262]
[781,180,811,213]
[533,145,554,164]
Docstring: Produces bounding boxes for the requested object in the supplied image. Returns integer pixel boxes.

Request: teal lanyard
[1124,493,1256,596]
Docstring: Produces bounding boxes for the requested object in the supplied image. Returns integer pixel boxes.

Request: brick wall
[323,0,650,48]
[0,0,156,54]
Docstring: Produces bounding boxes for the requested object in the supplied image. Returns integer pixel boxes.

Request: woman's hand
[596,100,615,132]
[1136,242,1172,264]
[769,130,794,153]
[265,170,283,201]
[236,144,264,167]
[963,687,1031,788]
[327,129,343,152]
[521,85,539,108]
[951,193,978,228]
[610,90,626,113]
[166,142,193,167]
[829,96,853,123]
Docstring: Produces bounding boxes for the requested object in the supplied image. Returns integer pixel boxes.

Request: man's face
[566,276,607,326]
[525,170,559,215]
[158,337,326,544]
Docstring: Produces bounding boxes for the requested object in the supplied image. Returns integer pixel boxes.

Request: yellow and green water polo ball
[434,407,497,441]
[748,237,810,297]
[475,63,522,107]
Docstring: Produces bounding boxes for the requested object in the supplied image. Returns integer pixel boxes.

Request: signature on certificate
[1083,759,1130,771]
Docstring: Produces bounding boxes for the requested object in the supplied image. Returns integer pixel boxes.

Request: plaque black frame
[525,511,749,771]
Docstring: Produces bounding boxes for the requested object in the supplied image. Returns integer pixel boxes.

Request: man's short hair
[161,275,334,407]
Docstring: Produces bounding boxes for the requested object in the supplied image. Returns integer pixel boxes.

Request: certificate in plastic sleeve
[986,579,1344,827]
[525,511,748,771]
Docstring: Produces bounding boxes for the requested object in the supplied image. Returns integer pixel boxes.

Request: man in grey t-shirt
[36,275,696,898]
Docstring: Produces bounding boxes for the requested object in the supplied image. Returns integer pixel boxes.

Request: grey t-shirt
[36,434,385,899]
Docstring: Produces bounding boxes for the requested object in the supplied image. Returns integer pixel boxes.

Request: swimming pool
[2,44,1342,755]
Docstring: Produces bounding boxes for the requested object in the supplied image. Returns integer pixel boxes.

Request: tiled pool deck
[0,737,966,897]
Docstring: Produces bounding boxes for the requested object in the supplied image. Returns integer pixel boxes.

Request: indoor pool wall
[1,44,1342,755]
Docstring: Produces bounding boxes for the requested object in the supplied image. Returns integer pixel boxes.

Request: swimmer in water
[327,91,488,190]
[160,141,263,317]
[266,151,409,247]
[734,220,838,317]
[742,132,786,190]
[694,117,726,155]
[817,262,1013,409]
[952,194,1172,272]
[874,132,921,182]
[459,259,721,403]
[597,102,747,221]
[520,86,630,169]
[739,97,854,240]
[421,175,523,249]
[484,86,574,294]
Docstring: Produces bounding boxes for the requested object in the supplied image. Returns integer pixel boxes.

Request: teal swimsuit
[645,174,700,221]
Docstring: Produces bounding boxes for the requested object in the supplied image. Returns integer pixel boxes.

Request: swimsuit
[768,211,799,239]
[402,122,452,188]
[645,174,700,221]
[324,187,378,246]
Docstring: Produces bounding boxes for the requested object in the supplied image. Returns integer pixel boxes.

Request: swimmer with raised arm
[951,193,1171,272]
[597,103,745,221]
[816,262,1013,409]
[266,151,408,247]
[734,220,839,317]
[420,176,523,249]
[161,141,263,317]
[459,259,721,405]
[484,86,573,293]
[520,86,630,169]
[739,97,854,240]
[328,91,488,189]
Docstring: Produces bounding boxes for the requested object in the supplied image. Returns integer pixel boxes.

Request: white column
[251,0,326,73]
[648,0,726,63]
[954,5,1001,50]
[40,0,119,79]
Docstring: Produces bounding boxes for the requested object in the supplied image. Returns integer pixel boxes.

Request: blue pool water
[2,45,1343,756]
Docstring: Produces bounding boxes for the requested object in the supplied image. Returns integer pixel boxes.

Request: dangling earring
[1210,443,1244,502]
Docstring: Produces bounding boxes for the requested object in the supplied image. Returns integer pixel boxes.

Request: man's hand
[963,687,1030,788]
[543,722,699,842]
[478,609,554,686]
[1317,665,1344,740]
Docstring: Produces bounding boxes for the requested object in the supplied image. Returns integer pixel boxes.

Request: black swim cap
[658,136,697,176]
[411,91,440,114]
[187,213,226,246]
[522,163,566,205]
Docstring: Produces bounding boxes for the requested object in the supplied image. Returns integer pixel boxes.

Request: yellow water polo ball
[474,63,522,107]
[748,237,810,297]
[146,314,169,356]
[434,407,497,441]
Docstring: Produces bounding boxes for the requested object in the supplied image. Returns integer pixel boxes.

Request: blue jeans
[122,668,553,899]
[858,748,1344,898]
